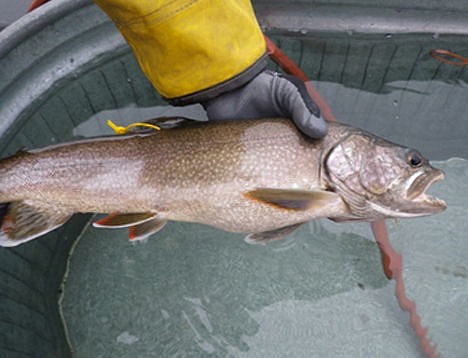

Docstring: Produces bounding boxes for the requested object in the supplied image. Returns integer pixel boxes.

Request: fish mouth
[406,169,446,211]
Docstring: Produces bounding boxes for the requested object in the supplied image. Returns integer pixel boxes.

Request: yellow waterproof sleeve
[93,0,267,104]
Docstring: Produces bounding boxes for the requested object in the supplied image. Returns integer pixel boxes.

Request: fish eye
[406,150,424,168]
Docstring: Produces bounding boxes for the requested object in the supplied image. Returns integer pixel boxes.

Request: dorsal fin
[125,117,202,133]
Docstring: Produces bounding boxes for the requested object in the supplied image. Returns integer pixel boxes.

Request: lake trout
[0,118,446,247]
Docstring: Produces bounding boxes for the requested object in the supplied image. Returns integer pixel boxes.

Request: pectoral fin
[245,223,304,245]
[93,213,158,228]
[128,218,167,241]
[0,202,71,247]
[243,188,340,211]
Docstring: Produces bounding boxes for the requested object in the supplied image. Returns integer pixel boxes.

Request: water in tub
[60,81,467,358]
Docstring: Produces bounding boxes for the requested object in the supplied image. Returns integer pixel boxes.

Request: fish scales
[0,118,446,246]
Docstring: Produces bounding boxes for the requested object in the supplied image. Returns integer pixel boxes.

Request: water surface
[62,77,468,357]
[61,158,467,358]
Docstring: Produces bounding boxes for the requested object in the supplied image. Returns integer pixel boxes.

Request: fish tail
[0,201,71,247]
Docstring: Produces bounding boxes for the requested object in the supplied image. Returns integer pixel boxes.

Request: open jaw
[406,169,446,210]
[368,169,446,219]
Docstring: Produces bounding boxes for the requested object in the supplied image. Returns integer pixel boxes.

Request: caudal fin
[0,201,71,247]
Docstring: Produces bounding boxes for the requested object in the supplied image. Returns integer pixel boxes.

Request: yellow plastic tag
[107,120,160,135]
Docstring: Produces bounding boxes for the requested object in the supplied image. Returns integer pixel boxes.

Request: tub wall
[0,0,467,356]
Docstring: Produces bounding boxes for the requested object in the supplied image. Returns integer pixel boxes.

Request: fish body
[0,118,446,246]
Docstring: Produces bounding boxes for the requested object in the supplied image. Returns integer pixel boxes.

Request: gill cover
[325,133,375,217]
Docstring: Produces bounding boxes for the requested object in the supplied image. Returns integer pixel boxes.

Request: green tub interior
[0,0,467,357]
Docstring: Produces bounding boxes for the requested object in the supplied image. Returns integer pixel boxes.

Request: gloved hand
[202,70,328,139]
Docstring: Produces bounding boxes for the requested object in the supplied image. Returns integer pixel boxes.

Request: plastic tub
[1,1,467,357]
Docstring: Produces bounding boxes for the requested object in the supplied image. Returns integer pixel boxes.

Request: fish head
[325,131,446,220]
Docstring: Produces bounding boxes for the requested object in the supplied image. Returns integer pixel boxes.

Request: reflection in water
[62,220,388,357]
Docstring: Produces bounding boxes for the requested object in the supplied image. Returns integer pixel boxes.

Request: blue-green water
[61,75,468,357]
[61,159,468,358]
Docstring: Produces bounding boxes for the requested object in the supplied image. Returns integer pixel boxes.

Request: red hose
[28,0,50,12]
[430,49,468,66]
[371,221,439,358]
[264,36,336,122]
[265,35,439,358]
[20,6,438,355]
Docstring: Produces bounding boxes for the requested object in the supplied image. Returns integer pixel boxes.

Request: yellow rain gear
[93,0,267,105]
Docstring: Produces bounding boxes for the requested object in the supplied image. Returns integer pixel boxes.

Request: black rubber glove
[202,70,328,139]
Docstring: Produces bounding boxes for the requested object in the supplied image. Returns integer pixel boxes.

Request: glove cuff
[166,53,268,106]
